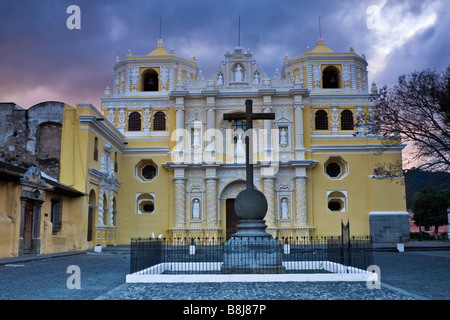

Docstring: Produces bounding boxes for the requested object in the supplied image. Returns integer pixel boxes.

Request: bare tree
[378,67,450,172]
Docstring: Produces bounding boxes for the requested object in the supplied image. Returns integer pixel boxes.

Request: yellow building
[0,36,409,258]
[98,37,408,244]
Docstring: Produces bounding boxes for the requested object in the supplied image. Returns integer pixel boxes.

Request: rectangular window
[51,198,63,234]
[94,137,99,161]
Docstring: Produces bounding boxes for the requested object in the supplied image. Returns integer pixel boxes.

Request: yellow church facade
[0,37,409,258]
[96,37,408,243]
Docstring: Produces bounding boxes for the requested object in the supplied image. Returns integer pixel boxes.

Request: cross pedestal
[221,99,285,274]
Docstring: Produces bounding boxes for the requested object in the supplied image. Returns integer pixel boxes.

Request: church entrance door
[226,199,239,239]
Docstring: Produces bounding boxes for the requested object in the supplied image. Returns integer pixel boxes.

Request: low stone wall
[369,212,410,243]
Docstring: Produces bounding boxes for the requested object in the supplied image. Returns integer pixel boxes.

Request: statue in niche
[192,129,200,147]
[253,72,260,85]
[192,199,200,219]
[235,64,243,82]
[281,198,289,218]
[280,128,288,146]
[235,133,245,155]
[217,73,224,85]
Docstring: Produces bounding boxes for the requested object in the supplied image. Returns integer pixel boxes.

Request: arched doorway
[87,190,96,242]
[226,199,238,239]
[220,180,258,239]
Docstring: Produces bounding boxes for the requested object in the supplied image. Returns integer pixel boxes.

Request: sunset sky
[0,0,448,110]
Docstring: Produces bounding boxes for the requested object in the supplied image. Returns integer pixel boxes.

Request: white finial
[104,86,110,97]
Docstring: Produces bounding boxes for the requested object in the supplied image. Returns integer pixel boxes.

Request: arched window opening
[128,112,141,131]
[315,110,328,130]
[153,112,166,131]
[341,110,354,130]
[137,193,155,214]
[142,69,159,91]
[232,121,246,144]
[102,194,108,225]
[232,121,246,131]
[112,197,117,226]
[322,66,340,89]
[87,190,96,242]
[327,191,347,212]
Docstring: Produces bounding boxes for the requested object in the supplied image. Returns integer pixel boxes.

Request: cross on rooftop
[223,99,275,190]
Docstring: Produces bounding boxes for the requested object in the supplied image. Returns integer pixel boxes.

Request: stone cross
[223,99,275,190]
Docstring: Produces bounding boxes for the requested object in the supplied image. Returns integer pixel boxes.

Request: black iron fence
[130,236,373,275]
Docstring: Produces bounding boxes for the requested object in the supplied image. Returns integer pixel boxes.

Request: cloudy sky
[0,0,448,110]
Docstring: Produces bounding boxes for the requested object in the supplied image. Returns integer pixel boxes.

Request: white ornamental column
[117,106,126,134]
[331,105,339,133]
[294,177,308,226]
[97,186,105,226]
[205,179,217,226]
[174,180,186,227]
[107,187,115,226]
[206,96,216,131]
[205,166,218,227]
[294,102,305,160]
[173,168,186,227]
[263,106,273,152]
[174,96,186,162]
[143,106,151,133]
[263,177,276,228]
[206,96,216,162]
[175,97,185,136]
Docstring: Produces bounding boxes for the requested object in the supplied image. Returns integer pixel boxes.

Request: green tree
[412,188,450,238]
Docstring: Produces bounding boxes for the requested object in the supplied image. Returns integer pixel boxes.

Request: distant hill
[404,170,450,209]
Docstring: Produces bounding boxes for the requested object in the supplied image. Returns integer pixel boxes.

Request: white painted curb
[126,261,371,283]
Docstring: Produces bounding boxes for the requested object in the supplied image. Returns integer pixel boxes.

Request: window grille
[315,110,328,130]
[153,112,166,131]
[51,198,63,234]
[128,112,141,131]
[341,110,354,130]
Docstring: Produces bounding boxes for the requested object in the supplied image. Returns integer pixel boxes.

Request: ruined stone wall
[0,102,65,180]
